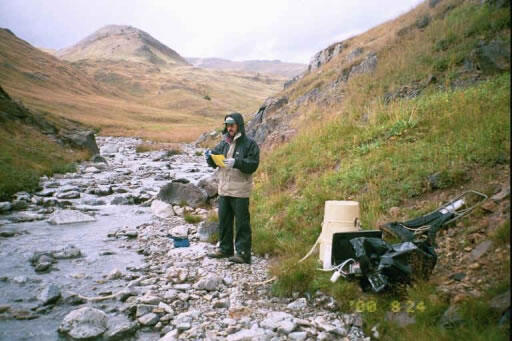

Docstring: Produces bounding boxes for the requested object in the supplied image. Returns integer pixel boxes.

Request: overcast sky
[0,0,423,64]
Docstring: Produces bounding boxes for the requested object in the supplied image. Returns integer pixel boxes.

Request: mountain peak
[57,25,189,66]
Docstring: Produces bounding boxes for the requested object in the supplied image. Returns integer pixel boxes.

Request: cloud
[0,0,423,63]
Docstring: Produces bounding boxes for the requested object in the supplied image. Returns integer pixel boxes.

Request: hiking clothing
[206,112,259,260]
[206,112,260,198]
[217,195,251,262]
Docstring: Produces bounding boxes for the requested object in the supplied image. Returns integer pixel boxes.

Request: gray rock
[194,274,222,291]
[0,202,12,212]
[470,240,493,260]
[93,185,113,196]
[58,307,108,339]
[277,319,296,334]
[170,225,189,239]
[287,298,307,310]
[157,182,207,208]
[53,244,82,259]
[91,154,108,164]
[37,188,57,197]
[138,312,159,326]
[308,41,346,72]
[38,283,61,305]
[104,315,138,340]
[47,209,96,225]
[198,221,218,242]
[56,191,80,199]
[470,39,511,72]
[227,325,269,341]
[260,311,294,330]
[136,304,155,317]
[151,199,175,219]
[82,198,106,206]
[198,175,219,198]
[61,130,99,155]
[84,166,100,173]
[159,329,178,341]
[416,14,430,29]
[110,196,131,205]
[289,331,307,341]
[102,144,119,154]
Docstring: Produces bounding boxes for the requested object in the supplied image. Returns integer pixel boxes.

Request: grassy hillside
[250,1,510,340]
[0,90,89,200]
[0,28,284,143]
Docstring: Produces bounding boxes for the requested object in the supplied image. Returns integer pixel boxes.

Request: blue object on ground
[172,237,190,248]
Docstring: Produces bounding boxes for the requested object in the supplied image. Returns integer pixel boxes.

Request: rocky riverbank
[0,136,367,341]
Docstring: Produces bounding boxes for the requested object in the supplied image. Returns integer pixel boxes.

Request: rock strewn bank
[0,136,366,340]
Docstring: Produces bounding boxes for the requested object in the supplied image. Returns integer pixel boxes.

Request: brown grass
[0,29,285,143]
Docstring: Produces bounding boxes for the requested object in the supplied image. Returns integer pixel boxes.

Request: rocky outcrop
[307,41,347,72]
[246,96,289,145]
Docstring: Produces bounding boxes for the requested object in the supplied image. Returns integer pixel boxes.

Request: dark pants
[218,195,251,260]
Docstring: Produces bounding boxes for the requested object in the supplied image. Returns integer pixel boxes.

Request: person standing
[205,113,259,264]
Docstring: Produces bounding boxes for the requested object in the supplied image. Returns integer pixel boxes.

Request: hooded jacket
[207,113,260,198]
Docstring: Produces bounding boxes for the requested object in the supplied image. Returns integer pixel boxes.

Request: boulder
[61,130,99,155]
[58,307,108,339]
[198,175,218,198]
[104,314,138,340]
[38,283,61,305]
[48,210,96,225]
[157,182,207,208]
[151,200,175,219]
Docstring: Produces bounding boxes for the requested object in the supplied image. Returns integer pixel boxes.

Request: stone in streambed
[47,209,95,225]
[58,307,108,339]
[157,182,207,208]
[151,199,175,219]
[38,283,61,305]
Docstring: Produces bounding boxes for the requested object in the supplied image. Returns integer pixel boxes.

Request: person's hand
[204,149,212,162]
[224,158,235,168]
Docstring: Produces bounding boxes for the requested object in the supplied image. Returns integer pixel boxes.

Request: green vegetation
[0,121,87,201]
[250,1,510,340]
[184,213,202,224]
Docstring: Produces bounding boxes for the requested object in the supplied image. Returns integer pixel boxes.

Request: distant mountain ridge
[187,57,306,78]
[57,25,189,66]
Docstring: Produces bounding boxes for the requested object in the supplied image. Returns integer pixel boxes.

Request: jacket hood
[222,112,245,136]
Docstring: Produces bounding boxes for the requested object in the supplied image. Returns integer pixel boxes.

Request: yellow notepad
[211,154,226,168]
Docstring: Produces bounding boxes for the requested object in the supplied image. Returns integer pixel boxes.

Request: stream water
[0,136,212,340]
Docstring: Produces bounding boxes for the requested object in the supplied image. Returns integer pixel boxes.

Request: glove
[204,149,212,162]
[224,158,235,168]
